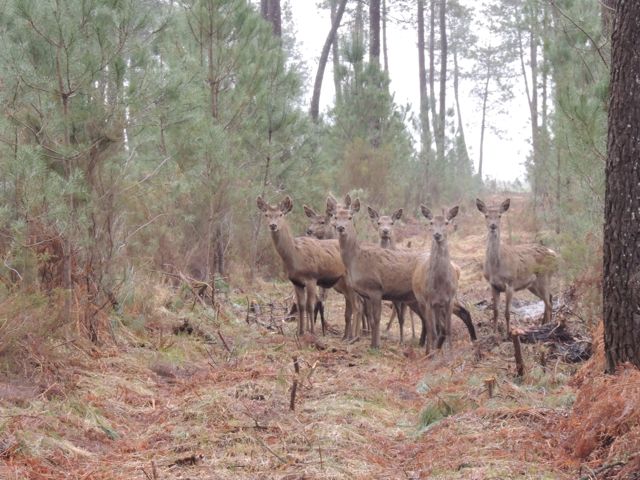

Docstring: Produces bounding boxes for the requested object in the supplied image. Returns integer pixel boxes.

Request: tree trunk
[603,0,640,373]
[478,65,490,181]
[263,0,281,37]
[452,46,469,167]
[332,0,343,104]
[428,0,437,136]
[435,0,447,200]
[369,0,381,66]
[310,0,348,121]
[382,0,389,74]
[417,0,432,200]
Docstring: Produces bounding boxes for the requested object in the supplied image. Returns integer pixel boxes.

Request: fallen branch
[290,356,300,411]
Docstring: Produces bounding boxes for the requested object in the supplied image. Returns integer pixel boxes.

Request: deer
[328,195,476,349]
[476,198,559,336]
[257,195,357,339]
[367,206,417,343]
[412,206,460,354]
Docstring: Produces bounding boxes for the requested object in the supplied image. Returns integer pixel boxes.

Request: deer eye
[430,221,433,226]
[498,214,502,218]
[445,221,449,225]
[485,215,488,218]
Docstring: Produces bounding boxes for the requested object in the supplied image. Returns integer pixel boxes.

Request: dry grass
[0,193,637,479]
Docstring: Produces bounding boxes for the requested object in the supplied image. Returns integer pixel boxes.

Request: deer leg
[385,302,397,331]
[443,303,453,351]
[394,301,405,344]
[343,291,353,341]
[504,285,514,337]
[305,282,317,334]
[369,294,383,349]
[425,306,437,356]
[408,306,416,340]
[293,284,306,336]
[491,286,500,332]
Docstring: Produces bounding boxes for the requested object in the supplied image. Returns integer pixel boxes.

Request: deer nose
[336,225,345,233]
[381,228,390,235]
[490,224,497,231]
[306,228,313,236]
[434,232,443,241]
[269,224,278,231]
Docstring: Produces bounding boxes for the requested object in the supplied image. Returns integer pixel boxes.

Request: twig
[254,435,288,464]
[578,460,625,480]
[218,330,232,354]
[203,345,217,369]
[511,329,525,377]
[290,356,300,411]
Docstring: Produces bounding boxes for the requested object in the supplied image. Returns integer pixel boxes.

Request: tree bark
[310,0,348,121]
[603,0,640,373]
[369,0,381,66]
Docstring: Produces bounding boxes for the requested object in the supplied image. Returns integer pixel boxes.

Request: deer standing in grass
[257,196,356,338]
[476,198,559,335]
[367,206,416,343]
[412,206,460,354]
[328,195,476,349]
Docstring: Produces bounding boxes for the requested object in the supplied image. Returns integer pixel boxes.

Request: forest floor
[1,195,640,479]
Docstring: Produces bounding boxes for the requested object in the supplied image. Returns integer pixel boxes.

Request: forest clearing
[1,194,638,479]
[1,0,640,478]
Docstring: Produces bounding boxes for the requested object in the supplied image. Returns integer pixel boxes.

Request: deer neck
[486,229,501,273]
[380,235,395,250]
[429,238,451,277]
[271,221,299,271]
[338,223,360,270]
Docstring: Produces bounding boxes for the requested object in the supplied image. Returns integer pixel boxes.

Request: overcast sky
[287,0,530,183]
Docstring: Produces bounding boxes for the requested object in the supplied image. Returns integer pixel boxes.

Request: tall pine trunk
[603,0,640,373]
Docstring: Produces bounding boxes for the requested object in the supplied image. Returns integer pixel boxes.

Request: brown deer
[476,198,559,335]
[367,206,416,343]
[412,206,460,354]
[328,195,476,349]
[257,195,356,338]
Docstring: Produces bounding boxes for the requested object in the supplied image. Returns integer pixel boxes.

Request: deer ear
[256,195,267,212]
[344,194,352,208]
[367,206,379,221]
[447,206,459,221]
[326,195,337,216]
[420,205,432,220]
[393,208,403,221]
[500,198,511,213]
[279,196,293,214]
[476,198,487,214]
[303,205,317,218]
[352,198,360,213]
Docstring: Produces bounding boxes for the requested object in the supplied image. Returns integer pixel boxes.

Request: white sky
[288,0,530,183]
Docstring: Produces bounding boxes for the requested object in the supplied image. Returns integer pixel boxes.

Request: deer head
[368,206,402,242]
[303,204,332,239]
[421,205,459,244]
[256,195,293,232]
[476,198,510,236]
[328,194,360,236]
